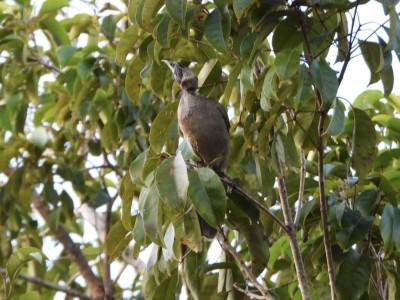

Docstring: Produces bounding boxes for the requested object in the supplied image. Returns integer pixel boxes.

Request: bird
[162,60,230,238]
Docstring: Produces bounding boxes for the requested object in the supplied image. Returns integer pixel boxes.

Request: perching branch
[274,149,311,300]
[219,174,289,233]
[0,268,90,300]
[31,192,105,299]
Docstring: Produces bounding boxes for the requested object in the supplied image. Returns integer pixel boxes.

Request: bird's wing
[217,103,230,132]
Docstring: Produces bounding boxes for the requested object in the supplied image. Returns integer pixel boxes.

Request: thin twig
[274,149,311,300]
[0,268,90,300]
[217,231,274,300]
[103,193,114,299]
[219,174,289,233]
[317,109,337,300]
[233,283,269,300]
[294,150,306,227]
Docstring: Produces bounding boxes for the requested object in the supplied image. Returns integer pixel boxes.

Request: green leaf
[41,17,71,46]
[101,15,117,42]
[30,127,49,148]
[232,218,269,277]
[188,168,226,228]
[116,25,138,64]
[141,185,164,246]
[56,45,77,67]
[125,55,146,106]
[354,189,381,217]
[351,108,377,180]
[336,250,371,300]
[149,101,179,153]
[353,90,384,110]
[136,0,164,32]
[6,247,45,287]
[153,269,179,300]
[359,40,384,80]
[19,291,41,300]
[129,151,146,186]
[162,223,179,262]
[166,0,187,27]
[177,138,199,162]
[325,98,345,136]
[233,0,255,21]
[380,203,400,254]
[260,68,278,111]
[120,173,135,231]
[106,220,132,261]
[380,65,394,96]
[133,214,150,247]
[272,15,303,53]
[310,60,338,109]
[336,211,374,249]
[150,62,168,99]
[155,14,173,48]
[183,251,205,299]
[274,47,301,81]
[155,154,188,214]
[223,62,243,105]
[39,0,68,15]
[204,7,230,53]
[173,207,203,252]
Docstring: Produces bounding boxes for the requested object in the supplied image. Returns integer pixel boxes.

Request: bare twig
[317,109,337,300]
[0,268,90,300]
[274,150,311,300]
[31,192,105,299]
[233,283,269,299]
[217,231,274,300]
[103,195,114,299]
[294,150,306,227]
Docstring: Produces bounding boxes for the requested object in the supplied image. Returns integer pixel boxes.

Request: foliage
[0,0,400,299]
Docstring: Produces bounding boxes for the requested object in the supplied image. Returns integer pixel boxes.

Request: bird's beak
[162,59,175,73]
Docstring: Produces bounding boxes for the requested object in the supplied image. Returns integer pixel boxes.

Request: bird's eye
[174,68,183,82]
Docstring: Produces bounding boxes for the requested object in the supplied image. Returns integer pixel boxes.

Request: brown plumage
[163,60,230,238]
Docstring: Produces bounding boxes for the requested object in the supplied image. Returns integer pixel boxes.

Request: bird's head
[162,60,198,93]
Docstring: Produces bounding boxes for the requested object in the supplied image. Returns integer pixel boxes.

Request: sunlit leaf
[125,55,146,106]
[149,101,179,153]
[155,154,188,214]
[351,108,377,180]
[325,98,345,136]
[6,247,45,287]
[30,127,49,148]
[116,25,138,64]
[274,47,301,81]
[106,220,132,261]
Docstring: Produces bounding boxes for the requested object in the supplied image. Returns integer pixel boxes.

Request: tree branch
[274,148,311,300]
[0,268,90,300]
[294,150,306,227]
[219,174,289,233]
[217,230,274,300]
[31,192,105,299]
[317,110,337,300]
